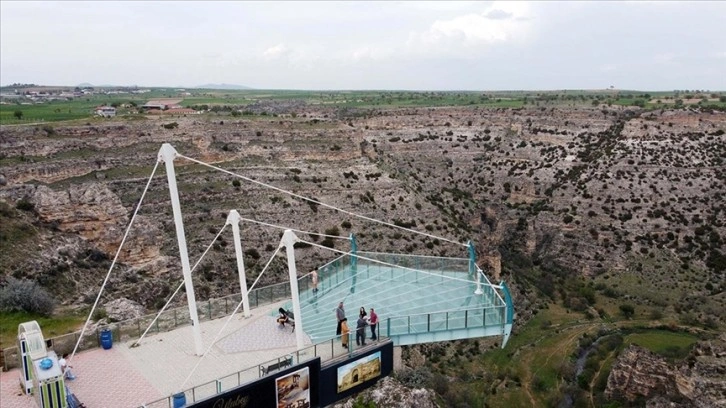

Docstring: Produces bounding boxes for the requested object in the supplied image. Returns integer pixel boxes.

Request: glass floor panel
[278,254,507,343]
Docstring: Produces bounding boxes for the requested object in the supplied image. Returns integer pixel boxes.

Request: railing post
[427,314,430,332]
[407,316,411,333]
[387,317,391,337]
[446,312,449,330]
[465,310,468,328]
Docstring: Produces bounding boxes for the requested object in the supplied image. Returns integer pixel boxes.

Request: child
[59,354,76,380]
[340,318,350,349]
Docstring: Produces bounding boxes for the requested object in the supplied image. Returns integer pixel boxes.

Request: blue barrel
[100,329,113,350]
[172,393,186,408]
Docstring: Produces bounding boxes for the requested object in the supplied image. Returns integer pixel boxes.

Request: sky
[1,1,725,91]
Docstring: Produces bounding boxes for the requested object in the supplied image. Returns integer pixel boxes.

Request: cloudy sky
[1,1,724,91]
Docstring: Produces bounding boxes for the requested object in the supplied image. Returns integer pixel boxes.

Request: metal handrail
[140,334,391,408]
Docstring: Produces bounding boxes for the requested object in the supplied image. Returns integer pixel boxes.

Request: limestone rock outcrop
[31,183,161,265]
[605,336,726,407]
[104,297,146,322]
[605,345,680,403]
[333,377,440,408]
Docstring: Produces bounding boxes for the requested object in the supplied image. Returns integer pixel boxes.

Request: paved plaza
[0,299,352,408]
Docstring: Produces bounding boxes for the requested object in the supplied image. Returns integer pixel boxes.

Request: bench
[259,356,293,376]
[278,310,296,332]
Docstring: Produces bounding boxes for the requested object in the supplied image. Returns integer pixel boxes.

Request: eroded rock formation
[605,335,726,407]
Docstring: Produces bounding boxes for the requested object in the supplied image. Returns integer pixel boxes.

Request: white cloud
[263,44,289,60]
[406,1,533,57]
[653,53,677,64]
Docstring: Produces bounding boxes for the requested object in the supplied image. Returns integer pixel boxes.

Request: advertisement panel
[318,340,394,406]
[336,351,381,393]
[276,367,311,408]
[189,358,320,408]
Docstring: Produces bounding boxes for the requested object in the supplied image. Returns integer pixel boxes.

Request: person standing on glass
[336,302,345,335]
[356,313,368,346]
[369,308,379,340]
[340,318,350,349]
[311,269,319,293]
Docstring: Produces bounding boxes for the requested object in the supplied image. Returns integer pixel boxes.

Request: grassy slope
[0,311,85,349]
[451,298,703,408]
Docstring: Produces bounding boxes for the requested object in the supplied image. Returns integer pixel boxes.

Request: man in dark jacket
[356,315,368,346]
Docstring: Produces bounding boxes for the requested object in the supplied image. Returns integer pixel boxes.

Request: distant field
[2,88,724,124]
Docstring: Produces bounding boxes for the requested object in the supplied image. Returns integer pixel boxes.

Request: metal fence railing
[1,280,296,371]
[140,304,505,407]
[140,335,391,408]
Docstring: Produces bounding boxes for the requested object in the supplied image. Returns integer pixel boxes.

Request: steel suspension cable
[297,239,481,286]
[67,160,160,368]
[236,214,350,240]
[132,223,229,347]
[179,245,283,389]
[178,154,466,247]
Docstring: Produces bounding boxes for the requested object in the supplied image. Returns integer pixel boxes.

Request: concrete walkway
[0,299,324,408]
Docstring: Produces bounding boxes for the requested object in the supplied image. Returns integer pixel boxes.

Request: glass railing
[383,305,506,337]
[140,334,391,408]
[140,305,506,407]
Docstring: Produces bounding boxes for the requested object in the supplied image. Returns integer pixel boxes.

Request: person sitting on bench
[277,308,295,330]
[277,308,290,327]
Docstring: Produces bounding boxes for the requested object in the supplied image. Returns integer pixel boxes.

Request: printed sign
[336,351,381,393]
[276,367,311,408]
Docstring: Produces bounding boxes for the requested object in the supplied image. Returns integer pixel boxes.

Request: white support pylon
[281,230,305,351]
[158,144,205,356]
[474,269,483,295]
[226,210,251,318]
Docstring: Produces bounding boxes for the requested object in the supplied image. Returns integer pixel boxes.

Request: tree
[619,304,635,319]
[13,110,23,120]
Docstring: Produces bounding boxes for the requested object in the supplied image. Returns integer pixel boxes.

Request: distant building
[141,99,184,111]
[95,106,116,117]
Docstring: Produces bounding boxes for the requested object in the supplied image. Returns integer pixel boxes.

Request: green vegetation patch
[0,311,85,347]
[0,201,38,272]
[624,330,698,358]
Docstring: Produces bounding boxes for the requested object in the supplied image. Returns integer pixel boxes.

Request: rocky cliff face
[0,105,724,323]
[605,335,726,407]
[333,377,440,408]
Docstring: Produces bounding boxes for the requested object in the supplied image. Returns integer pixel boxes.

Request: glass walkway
[279,251,514,347]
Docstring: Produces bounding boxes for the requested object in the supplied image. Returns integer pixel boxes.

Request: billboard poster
[336,351,381,393]
[275,366,310,408]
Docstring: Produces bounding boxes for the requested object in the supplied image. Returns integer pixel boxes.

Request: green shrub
[619,304,635,319]
[16,198,35,212]
[0,278,56,316]
[396,366,433,388]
